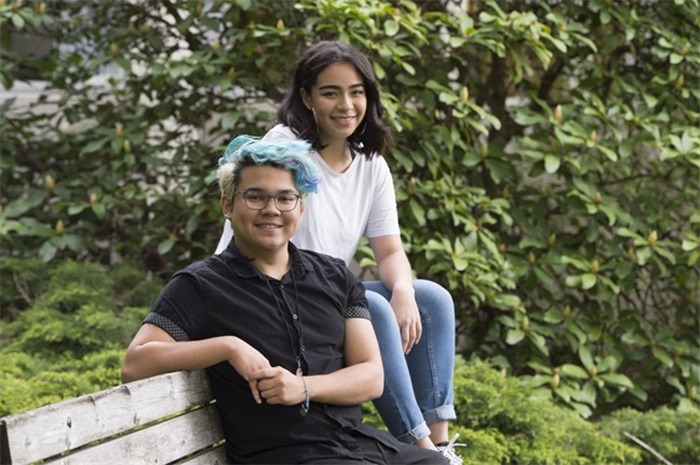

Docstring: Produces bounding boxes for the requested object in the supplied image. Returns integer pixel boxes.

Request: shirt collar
[220,240,311,279]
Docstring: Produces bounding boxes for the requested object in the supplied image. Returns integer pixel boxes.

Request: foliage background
[1,0,699,461]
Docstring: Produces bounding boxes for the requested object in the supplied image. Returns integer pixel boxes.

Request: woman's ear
[300,88,312,110]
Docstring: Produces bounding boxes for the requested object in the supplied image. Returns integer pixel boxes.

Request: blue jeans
[363,279,457,444]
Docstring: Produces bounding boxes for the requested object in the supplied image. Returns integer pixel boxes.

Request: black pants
[305,433,449,465]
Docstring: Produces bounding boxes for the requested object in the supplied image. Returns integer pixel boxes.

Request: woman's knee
[365,290,405,352]
[413,280,454,309]
[365,290,395,322]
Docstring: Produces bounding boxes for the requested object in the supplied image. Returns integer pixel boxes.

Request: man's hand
[249,367,306,406]
[226,338,272,403]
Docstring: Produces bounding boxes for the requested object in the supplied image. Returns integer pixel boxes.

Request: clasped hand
[228,337,305,406]
[249,367,305,405]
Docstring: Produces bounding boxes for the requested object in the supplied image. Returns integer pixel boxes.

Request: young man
[121,136,448,464]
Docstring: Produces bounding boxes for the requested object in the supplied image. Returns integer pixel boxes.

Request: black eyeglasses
[235,190,302,212]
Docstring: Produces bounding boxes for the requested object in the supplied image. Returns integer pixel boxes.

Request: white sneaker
[436,433,465,465]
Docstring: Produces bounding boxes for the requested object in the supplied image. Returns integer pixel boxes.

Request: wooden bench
[0,370,227,465]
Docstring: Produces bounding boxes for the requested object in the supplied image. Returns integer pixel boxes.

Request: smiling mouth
[333,115,356,121]
[256,224,282,229]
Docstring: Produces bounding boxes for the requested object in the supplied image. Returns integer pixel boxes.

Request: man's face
[223,165,303,257]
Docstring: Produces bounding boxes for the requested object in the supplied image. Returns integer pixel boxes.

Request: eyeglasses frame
[234,189,302,212]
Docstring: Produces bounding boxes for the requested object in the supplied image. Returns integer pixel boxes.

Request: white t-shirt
[215,124,400,264]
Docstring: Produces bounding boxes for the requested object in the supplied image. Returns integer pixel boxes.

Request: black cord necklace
[262,265,304,377]
[262,265,310,416]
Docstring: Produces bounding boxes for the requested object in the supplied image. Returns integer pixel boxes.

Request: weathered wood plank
[44,404,223,465]
[177,444,228,465]
[1,370,216,464]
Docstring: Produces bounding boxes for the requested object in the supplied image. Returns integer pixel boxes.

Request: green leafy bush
[0,257,51,319]
[1,0,697,418]
[1,259,696,465]
[0,258,159,415]
[366,357,698,464]
[0,349,126,416]
[599,406,700,465]
[452,358,640,464]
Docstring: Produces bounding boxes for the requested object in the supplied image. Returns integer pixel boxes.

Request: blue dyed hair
[217,135,322,198]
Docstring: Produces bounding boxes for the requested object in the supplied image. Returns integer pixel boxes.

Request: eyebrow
[244,187,300,195]
[318,83,365,91]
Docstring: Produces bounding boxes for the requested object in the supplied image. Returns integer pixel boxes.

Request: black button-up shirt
[144,241,396,463]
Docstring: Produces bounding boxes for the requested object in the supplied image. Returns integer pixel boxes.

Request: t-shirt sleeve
[214,221,233,255]
[143,272,205,341]
[261,124,297,142]
[364,156,400,238]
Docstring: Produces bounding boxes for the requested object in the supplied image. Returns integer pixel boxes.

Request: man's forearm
[121,336,235,383]
[304,361,384,406]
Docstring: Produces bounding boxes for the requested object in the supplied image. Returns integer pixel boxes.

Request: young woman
[215,40,462,464]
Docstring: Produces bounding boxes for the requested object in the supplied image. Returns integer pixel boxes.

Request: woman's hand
[368,234,422,355]
[391,288,422,354]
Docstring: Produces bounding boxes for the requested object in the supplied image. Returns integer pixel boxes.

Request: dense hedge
[1,0,698,421]
[0,258,161,415]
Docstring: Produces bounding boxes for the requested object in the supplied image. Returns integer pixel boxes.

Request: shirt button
[301,345,306,351]
[293,314,298,319]
[280,285,284,289]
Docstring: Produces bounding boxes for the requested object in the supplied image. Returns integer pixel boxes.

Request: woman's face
[301,62,367,145]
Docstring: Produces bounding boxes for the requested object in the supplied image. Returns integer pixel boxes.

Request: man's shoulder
[297,248,348,271]
[173,256,221,281]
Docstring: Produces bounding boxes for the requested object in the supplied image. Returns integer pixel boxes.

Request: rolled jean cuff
[395,421,432,444]
[423,404,457,425]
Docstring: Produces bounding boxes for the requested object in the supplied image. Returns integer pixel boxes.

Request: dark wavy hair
[275,40,392,158]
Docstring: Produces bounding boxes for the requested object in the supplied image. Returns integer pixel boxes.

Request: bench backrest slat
[1,370,224,465]
[43,404,224,465]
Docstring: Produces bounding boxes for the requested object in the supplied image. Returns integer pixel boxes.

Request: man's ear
[221,195,233,218]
